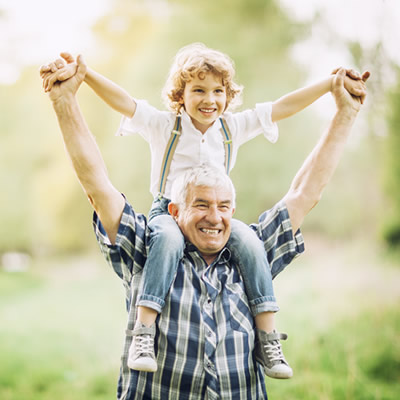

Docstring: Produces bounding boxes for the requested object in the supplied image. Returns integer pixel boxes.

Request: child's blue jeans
[136,196,279,316]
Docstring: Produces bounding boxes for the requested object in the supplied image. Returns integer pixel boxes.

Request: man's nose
[206,206,221,224]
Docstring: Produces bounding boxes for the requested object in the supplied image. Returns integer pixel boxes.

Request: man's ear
[168,202,179,218]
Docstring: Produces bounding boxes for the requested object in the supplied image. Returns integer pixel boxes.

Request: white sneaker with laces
[127,321,157,372]
[255,329,293,379]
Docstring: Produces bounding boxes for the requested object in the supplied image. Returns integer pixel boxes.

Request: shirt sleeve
[227,101,279,147]
[254,102,279,143]
[115,99,171,142]
[251,200,305,279]
[92,199,148,285]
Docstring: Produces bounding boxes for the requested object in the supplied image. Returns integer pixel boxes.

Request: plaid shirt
[93,199,304,400]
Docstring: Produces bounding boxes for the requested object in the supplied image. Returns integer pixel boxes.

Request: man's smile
[199,227,221,235]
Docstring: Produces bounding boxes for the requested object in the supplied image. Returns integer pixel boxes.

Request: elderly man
[41,55,368,399]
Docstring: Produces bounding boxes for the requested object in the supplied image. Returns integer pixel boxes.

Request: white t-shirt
[116,99,278,199]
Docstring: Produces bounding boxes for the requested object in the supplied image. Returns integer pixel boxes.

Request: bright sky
[0,0,112,84]
[1,0,399,85]
[279,0,400,70]
[277,0,400,121]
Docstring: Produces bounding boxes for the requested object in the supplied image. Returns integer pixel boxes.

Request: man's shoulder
[249,200,284,230]
[93,198,149,248]
[251,200,305,279]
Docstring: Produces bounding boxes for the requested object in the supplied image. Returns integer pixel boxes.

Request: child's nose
[204,92,215,104]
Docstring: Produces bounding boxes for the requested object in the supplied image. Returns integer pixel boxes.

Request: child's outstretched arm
[271,69,369,123]
[41,53,136,118]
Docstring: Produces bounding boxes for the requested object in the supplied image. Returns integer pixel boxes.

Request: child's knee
[151,216,184,247]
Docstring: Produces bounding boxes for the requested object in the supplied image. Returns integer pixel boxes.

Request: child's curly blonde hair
[162,43,243,114]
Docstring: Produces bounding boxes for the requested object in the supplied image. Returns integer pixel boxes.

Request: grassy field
[1,238,399,399]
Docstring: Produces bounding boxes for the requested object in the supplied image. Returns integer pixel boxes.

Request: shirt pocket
[225,282,255,334]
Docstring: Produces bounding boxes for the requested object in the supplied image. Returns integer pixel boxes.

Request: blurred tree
[382,70,400,247]
[348,41,400,248]
[11,0,396,254]
[273,1,400,247]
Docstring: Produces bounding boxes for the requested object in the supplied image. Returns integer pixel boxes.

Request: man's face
[170,184,234,264]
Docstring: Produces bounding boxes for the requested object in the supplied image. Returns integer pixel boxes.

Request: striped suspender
[157,116,233,198]
[219,118,233,175]
[158,116,182,197]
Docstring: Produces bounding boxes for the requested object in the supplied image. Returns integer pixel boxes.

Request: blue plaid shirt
[93,199,304,400]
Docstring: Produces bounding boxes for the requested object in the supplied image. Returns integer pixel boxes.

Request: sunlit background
[1,0,399,399]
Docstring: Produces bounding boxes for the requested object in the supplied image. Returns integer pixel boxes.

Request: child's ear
[178,101,185,113]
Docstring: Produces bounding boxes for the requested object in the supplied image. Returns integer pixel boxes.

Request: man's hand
[40,52,80,93]
[331,68,369,114]
[332,67,370,104]
[40,54,86,103]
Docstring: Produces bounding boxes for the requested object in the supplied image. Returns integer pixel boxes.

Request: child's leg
[254,311,275,333]
[136,213,185,318]
[228,219,278,320]
[136,306,158,327]
[128,204,184,372]
[228,219,292,379]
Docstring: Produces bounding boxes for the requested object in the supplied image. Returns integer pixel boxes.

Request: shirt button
[202,139,205,143]
[207,330,212,337]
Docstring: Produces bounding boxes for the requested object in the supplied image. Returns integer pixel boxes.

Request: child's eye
[215,89,224,93]
[194,89,204,93]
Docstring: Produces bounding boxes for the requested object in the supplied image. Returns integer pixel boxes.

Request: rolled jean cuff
[250,296,279,315]
[136,295,165,314]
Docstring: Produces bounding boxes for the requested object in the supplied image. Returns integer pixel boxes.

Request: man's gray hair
[170,164,236,208]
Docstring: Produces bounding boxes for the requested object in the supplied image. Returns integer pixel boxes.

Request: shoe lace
[264,340,285,363]
[134,334,154,356]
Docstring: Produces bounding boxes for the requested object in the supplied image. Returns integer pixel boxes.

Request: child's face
[181,72,227,134]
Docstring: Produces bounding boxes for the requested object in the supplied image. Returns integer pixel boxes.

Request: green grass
[0,254,126,400]
[267,307,400,400]
[1,242,399,399]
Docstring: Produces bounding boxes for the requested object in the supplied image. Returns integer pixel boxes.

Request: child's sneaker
[255,329,293,379]
[127,321,157,372]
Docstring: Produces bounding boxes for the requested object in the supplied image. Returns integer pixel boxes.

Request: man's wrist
[51,93,77,113]
[334,106,358,125]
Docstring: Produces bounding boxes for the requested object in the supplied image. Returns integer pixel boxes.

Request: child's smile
[181,72,227,134]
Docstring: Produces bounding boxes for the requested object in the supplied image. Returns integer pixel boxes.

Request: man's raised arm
[283,68,370,233]
[41,55,125,244]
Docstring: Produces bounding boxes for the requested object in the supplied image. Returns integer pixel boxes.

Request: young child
[41,43,365,379]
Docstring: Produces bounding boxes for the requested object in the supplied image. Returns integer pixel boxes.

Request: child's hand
[331,68,370,104]
[40,52,80,93]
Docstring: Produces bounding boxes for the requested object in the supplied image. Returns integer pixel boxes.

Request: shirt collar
[180,110,221,135]
[184,242,232,266]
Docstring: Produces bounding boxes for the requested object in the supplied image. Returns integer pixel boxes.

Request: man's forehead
[187,184,233,203]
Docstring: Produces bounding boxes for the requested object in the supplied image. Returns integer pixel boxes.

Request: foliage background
[1,0,398,254]
[1,0,399,398]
